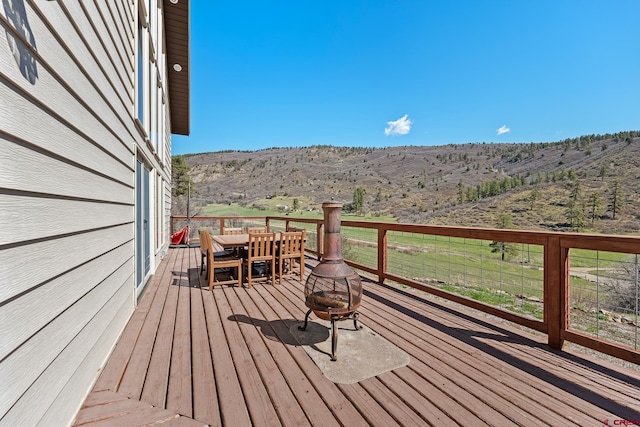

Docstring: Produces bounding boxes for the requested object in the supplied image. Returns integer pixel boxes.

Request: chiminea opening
[299,202,363,361]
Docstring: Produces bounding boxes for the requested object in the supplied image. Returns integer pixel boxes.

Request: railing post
[546,236,568,350]
[266,217,271,231]
[219,218,225,235]
[317,221,324,260]
[378,225,387,284]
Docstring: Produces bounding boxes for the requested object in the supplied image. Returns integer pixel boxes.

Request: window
[149,66,156,146]
[136,16,145,125]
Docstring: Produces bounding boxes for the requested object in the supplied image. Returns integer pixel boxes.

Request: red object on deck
[171,225,190,245]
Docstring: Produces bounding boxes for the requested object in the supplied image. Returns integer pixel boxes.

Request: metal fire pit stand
[299,309,362,361]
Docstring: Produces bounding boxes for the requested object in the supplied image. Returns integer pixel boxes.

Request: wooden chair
[223,227,243,235]
[245,232,276,287]
[277,230,306,284]
[199,230,209,275]
[247,226,267,234]
[202,230,242,290]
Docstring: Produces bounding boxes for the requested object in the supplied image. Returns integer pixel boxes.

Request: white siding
[0,0,173,425]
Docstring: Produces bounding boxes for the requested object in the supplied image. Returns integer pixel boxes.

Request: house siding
[0,0,174,425]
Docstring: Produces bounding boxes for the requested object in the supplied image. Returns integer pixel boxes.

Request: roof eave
[164,0,190,136]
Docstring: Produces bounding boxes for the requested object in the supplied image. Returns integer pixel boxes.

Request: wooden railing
[171,215,268,237]
[171,215,640,365]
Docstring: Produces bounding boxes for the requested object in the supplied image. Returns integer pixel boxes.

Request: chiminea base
[298,309,362,361]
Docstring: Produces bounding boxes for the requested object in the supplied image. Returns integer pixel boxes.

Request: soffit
[163,0,190,135]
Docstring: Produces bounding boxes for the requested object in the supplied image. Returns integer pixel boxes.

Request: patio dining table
[211,233,251,249]
[212,233,282,250]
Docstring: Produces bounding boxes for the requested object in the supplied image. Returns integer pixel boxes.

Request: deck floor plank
[252,283,370,426]
[200,280,253,426]
[368,281,631,424]
[336,382,403,427]
[79,390,128,408]
[139,281,178,408]
[73,394,151,425]
[75,248,640,426]
[214,282,282,426]
[275,274,537,426]
[223,286,312,426]
[117,247,179,400]
[239,283,341,427]
[362,286,587,426]
[358,376,432,426]
[79,406,178,427]
[277,277,518,426]
[190,279,220,426]
[166,250,194,418]
[390,364,487,426]
[376,368,461,426]
[92,248,176,393]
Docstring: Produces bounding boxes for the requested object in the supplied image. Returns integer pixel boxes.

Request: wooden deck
[74,247,640,426]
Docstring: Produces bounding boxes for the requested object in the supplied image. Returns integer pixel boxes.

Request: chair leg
[270,260,276,285]
[247,263,252,288]
[299,255,304,279]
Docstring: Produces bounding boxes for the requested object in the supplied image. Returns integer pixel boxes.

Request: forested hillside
[176,131,640,234]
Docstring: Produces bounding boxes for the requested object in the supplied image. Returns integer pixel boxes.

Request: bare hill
[180,132,640,234]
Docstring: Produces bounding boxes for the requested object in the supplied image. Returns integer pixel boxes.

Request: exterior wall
[0,1,172,425]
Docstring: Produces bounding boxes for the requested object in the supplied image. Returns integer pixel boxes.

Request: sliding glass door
[136,159,151,293]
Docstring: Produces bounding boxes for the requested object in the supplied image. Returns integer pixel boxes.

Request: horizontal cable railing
[172,215,640,365]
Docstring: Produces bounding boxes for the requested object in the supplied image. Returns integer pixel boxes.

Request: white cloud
[496,125,510,135]
[385,114,412,136]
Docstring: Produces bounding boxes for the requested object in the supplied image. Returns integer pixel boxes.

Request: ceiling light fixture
[173,63,182,72]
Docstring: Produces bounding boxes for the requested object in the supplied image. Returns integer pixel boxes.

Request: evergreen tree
[588,192,601,227]
[489,214,519,261]
[172,155,192,198]
[528,187,540,210]
[599,164,608,181]
[457,180,465,204]
[353,187,366,216]
[608,179,624,219]
[566,179,584,231]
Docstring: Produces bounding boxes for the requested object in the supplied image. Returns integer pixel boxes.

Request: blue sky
[171,1,639,155]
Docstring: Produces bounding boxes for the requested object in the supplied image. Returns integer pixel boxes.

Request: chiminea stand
[299,309,362,361]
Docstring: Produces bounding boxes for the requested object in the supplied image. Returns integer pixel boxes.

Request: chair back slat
[199,230,209,254]
[245,232,277,287]
[279,231,304,256]
[248,232,276,259]
[224,227,243,235]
